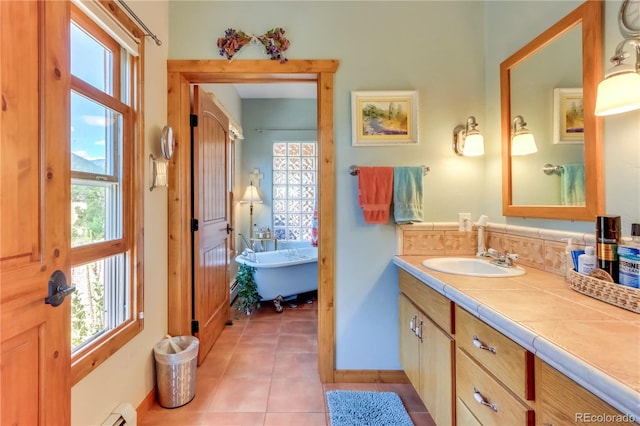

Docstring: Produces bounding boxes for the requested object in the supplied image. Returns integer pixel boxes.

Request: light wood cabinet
[456,306,535,401]
[455,306,535,425]
[399,270,455,426]
[535,358,631,426]
[397,265,634,426]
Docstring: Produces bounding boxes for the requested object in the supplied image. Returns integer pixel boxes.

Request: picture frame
[553,88,584,144]
[351,90,418,146]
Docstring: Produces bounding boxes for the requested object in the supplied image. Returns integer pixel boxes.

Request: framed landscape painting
[553,88,584,144]
[351,90,418,146]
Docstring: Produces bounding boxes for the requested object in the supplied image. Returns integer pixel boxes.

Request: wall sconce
[594,0,640,116]
[511,115,538,156]
[240,182,263,239]
[452,116,484,156]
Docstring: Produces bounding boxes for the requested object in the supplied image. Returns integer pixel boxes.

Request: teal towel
[393,167,423,223]
[561,163,585,206]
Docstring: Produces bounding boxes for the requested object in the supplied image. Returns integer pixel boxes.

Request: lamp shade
[595,71,640,116]
[463,133,484,156]
[512,133,538,156]
[240,184,263,204]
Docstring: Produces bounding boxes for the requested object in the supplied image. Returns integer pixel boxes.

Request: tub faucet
[238,233,256,262]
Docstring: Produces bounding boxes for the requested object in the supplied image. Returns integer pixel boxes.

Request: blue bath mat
[326,390,414,426]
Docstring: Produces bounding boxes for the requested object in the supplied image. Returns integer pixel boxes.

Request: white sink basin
[421,257,526,277]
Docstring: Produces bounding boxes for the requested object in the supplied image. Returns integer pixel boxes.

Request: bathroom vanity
[395,258,640,425]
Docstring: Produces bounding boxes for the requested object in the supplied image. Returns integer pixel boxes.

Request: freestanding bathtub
[234,246,318,301]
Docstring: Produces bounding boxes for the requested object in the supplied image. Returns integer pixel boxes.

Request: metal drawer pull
[473,335,496,354]
[473,387,498,412]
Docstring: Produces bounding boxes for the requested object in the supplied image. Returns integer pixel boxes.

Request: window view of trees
[69,5,137,364]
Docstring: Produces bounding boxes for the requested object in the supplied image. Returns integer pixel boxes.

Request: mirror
[501,1,604,221]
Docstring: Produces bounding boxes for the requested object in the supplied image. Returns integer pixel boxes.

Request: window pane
[71,254,129,352]
[72,181,121,247]
[71,22,112,94]
[272,141,317,242]
[71,91,121,176]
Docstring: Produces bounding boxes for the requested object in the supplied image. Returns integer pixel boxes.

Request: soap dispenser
[562,238,576,280]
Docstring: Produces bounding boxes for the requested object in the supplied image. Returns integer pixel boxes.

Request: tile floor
[140,293,435,425]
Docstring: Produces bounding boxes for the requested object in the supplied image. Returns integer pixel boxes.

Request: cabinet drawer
[399,269,453,333]
[456,305,534,400]
[457,397,482,426]
[457,348,535,426]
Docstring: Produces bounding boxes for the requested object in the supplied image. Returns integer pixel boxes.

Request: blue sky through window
[70,22,112,168]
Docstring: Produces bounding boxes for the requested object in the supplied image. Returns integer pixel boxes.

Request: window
[69,3,143,383]
[272,142,317,241]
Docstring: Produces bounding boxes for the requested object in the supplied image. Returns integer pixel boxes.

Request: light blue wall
[483,0,640,233]
[169,1,640,370]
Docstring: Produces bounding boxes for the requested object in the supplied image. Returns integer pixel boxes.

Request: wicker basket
[568,269,640,314]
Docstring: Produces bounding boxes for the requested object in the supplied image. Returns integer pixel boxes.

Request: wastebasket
[153,335,199,408]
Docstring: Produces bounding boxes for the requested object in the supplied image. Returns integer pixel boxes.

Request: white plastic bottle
[578,246,597,276]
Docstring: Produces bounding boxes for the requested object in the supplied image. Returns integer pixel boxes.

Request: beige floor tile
[281,319,317,334]
[197,412,265,425]
[223,350,275,378]
[267,379,326,412]
[273,352,321,380]
[264,412,327,426]
[277,333,318,353]
[208,378,271,413]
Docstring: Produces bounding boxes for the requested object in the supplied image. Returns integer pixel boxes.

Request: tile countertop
[393,255,640,420]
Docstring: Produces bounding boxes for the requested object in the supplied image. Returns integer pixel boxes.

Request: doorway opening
[166,59,339,382]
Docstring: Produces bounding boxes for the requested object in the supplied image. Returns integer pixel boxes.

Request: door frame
[167,59,338,382]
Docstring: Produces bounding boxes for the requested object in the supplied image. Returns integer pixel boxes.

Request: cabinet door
[419,317,455,426]
[537,359,630,426]
[399,293,421,389]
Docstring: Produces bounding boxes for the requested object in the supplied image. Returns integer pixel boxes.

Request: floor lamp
[240,182,263,239]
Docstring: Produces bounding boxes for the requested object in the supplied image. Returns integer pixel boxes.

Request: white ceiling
[233,82,317,99]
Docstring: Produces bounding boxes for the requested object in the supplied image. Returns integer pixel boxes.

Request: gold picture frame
[351,90,418,146]
[553,88,584,144]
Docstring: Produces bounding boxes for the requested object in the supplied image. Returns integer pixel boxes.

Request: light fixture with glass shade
[452,116,484,156]
[240,182,263,239]
[511,115,538,156]
[595,0,640,116]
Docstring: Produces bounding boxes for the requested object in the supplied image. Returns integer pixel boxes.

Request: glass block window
[272,142,317,241]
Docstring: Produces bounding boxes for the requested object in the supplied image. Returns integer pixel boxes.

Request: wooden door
[1,1,71,424]
[192,86,230,365]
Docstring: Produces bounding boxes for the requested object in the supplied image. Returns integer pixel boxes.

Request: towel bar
[349,165,430,176]
[543,163,564,175]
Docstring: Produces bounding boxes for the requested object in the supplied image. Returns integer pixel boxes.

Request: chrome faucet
[486,248,519,267]
[237,233,256,262]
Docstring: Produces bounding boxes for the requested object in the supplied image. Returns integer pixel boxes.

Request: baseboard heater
[101,403,137,426]
[230,278,239,304]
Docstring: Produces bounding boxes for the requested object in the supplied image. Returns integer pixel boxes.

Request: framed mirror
[501,0,604,221]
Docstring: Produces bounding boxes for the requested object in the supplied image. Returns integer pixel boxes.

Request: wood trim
[167,59,339,381]
[333,369,409,384]
[136,387,157,421]
[501,0,603,221]
[69,3,145,384]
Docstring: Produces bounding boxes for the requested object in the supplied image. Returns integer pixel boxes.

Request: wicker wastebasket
[153,335,199,408]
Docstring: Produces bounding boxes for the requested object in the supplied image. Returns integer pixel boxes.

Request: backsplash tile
[397,222,598,277]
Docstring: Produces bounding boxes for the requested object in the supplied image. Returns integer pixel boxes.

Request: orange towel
[358,166,394,224]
